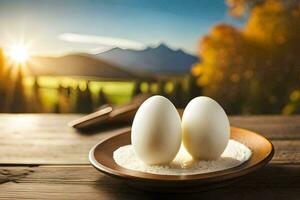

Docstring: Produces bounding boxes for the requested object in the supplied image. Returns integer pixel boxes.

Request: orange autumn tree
[193,0,300,114]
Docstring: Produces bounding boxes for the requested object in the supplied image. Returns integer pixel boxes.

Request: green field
[23,76,180,112]
[24,76,136,112]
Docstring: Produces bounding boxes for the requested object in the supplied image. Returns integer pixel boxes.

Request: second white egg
[182,96,230,160]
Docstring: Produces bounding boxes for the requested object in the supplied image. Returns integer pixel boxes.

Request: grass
[23,76,178,112]
[24,76,135,112]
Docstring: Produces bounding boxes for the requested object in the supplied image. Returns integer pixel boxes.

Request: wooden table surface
[0,114,299,199]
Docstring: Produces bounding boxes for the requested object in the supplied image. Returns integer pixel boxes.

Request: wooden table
[0,114,299,199]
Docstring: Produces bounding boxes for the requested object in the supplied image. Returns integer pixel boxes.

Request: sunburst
[9,43,29,64]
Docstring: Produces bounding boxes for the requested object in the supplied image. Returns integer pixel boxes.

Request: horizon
[0,0,243,56]
[27,42,199,58]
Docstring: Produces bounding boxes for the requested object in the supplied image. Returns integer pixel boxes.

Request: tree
[75,81,93,113]
[0,48,6,112]
[30,77,43,112]
[132,79,143,97]
[186,72,202,101]
[83,82,93,113]
[170,81,185,108]
[0,48,4,79]
[98,87,108,107]
[157,80,168,97]
[193,0,300,114]
[75,85,84,113]
[8,65,28,113]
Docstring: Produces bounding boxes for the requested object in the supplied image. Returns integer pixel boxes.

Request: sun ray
[10,44,29,63]
[8,43,30,64]
[5,40,33,78]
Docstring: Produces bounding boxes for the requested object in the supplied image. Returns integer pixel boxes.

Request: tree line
[192,0,300,114]
[0,49,201,113]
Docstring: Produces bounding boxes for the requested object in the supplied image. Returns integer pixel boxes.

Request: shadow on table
[74,122,130,135]
[93,164,300,199]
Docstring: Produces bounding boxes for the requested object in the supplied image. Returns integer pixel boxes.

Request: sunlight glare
[9,44,29,63]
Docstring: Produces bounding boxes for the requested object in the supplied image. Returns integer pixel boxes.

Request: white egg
[182,96,230,160]
[131,95,182,165]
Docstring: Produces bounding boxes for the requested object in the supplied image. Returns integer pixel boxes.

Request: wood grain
[0,114,299,164]
[0,127,130,165]
[230,116,300,140]
[0,164,299,199]
[0,114,299,139]
[0,114,299,199]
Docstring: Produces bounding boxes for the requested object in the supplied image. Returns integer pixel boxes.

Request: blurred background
[0,0,299,115]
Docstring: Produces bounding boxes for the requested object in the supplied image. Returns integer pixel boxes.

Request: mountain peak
[142,43,170,52]
[97,42,198,74]
[156,43,169,49]
[153,43,186,54]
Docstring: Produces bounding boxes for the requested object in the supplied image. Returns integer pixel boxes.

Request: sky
[0,0,243,56]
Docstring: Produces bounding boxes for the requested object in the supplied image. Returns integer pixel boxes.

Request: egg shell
[131,95,182,165]
[182,96,230,160]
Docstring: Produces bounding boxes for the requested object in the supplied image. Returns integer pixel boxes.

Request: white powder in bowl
[113,140,252,175]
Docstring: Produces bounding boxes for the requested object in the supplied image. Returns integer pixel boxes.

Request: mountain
[27,43,198,80]
[96,43,198,74]
[29,53,140,80]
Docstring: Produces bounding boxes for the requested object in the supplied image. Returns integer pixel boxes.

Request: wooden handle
[69,94,152,130]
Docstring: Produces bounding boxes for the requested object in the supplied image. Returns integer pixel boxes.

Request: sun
[9,44,29,64]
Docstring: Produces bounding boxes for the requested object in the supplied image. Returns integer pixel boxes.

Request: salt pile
[113,140,252,175]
